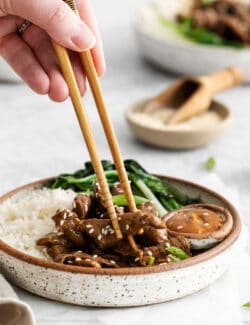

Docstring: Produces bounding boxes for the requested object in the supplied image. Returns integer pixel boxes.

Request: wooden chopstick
[63,0,140,252]
[51,40,122,240]
[63,1,136,213]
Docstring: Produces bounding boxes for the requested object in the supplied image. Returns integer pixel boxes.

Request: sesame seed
[110,260,116,264]
[57,232,64,236]
[101,228,105,234]
[86,224,92,228]
[97,234,102,240]
[203,212,209,216]
[163,235,167,240]
[76,250,82,253]
[109,229,115,234]
[125,224,130,231]
[165,242,171,248]
[85,258,91,262]
[93,255,98,258]
[89,228,94,234]
[204,223,209,226]
[167,257,171,263]
[67,260,73,264]
[60,220,64,226]
[177,225,183,230]
[75,257,82,262]
[134,257,139,262]
[147,250,152,256]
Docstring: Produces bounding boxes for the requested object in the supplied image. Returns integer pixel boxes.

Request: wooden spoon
[144,67,244,124]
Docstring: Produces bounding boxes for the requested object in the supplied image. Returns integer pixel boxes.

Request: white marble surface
[1,0,250,324]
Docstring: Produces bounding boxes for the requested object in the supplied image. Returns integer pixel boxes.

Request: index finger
[77,0,106,76]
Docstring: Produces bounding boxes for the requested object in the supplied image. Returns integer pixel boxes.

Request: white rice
[0,188,77,259]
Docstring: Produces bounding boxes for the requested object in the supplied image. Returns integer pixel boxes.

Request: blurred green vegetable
[160,17,244,48]
[205,156,216,171]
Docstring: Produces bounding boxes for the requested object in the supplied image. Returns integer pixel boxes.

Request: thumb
[1,0,96,51]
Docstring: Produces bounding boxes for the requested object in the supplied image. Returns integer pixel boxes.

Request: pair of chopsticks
[52,0,138,247]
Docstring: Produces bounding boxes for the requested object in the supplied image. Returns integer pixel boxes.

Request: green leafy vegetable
[148,256,155,266]
[160,17,244,48]
[166,246,190,260]
[205,156,216,171]
[242,302,250,308]
[112,194,148,206]
[48,159,200,216]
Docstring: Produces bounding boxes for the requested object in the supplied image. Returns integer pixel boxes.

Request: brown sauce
[166,208,224,235]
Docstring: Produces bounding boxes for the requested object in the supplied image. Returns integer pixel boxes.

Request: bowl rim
[126,99,232,135]
[0,175,241,276]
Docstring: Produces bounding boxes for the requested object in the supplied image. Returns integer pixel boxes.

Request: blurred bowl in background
[0,58,20,83]
[135,3,250,78]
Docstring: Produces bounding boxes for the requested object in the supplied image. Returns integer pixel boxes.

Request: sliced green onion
[148,256,155,266]
[168,254,181,262]
[166,246,190,260]
[242,302,250,308]
[112,194,148,207]
[205,156,216,171]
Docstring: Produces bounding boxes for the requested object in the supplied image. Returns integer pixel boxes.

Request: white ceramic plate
[0,176,241,307]
[135,3,250,78]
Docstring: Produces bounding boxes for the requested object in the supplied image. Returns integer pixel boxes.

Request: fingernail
[71,24,96,51]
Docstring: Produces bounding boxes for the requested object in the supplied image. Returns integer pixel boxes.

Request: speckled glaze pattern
[0,176,241,307]
[0,247,232,306]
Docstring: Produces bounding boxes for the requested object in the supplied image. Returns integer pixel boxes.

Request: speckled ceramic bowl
[135,3,250,78]
[0,176,241,307]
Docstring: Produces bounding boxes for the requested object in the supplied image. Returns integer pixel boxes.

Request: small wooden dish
[126,100,232,149]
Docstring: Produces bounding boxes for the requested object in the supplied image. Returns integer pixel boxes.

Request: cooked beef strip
[73,194,92,219]
[36,232,73,260]
[82,211,155,250]
[137,202,156,215]
[111,182,125,195]
[62,217,86,247]
[189,0,250,44]
[137,226,168,246]
[99,206,125,219]
[82,218,119,249]
[37,232,70,248]
[47,244,70,260]
[119,211,151,235]
[56,251,119,268]
[112,239,138,257]
[52,208,73,231]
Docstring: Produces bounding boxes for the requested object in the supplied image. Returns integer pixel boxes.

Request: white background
[0,0,250,324]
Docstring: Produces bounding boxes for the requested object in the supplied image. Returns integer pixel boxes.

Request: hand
[0,0,105,102]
